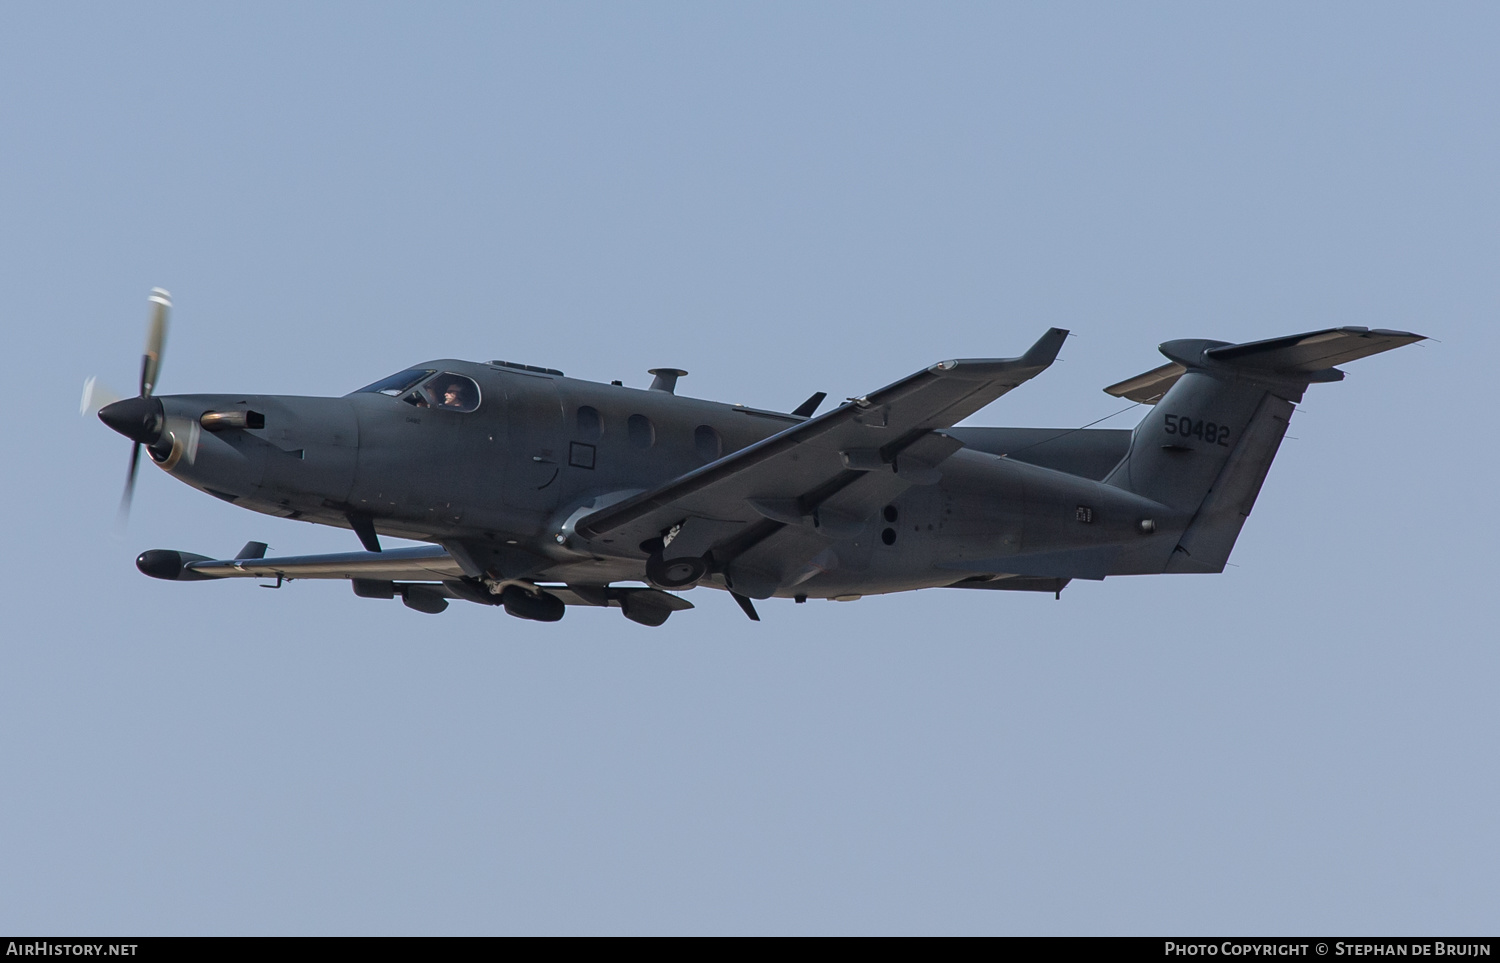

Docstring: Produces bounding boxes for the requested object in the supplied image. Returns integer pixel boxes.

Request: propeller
[139,287,169,397]
[78,376,123,417]
[89,288,172,522]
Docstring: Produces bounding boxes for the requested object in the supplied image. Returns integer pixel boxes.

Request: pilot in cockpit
[439,382,469,409]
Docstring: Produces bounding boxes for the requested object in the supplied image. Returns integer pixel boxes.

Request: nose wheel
[646,551,706,589]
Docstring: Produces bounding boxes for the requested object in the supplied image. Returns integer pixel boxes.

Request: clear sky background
[2,2,1496,935]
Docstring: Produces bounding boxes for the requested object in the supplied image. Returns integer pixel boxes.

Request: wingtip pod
[136,549,215,580]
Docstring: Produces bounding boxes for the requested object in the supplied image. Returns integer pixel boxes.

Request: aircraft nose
[98,397,165,445]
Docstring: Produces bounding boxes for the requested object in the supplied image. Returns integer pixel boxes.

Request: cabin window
[576,405,603,441]
[694,425,722,462]
[627,414,655,449]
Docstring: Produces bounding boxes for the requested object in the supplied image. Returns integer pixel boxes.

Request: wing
[572,328,1069,596]
[141,544,468,581]
[136,544,693,621]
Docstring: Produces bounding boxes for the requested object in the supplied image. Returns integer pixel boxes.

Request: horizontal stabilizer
[1104,362,1187,404]
[1105,326,1425,404]
[1204,326,1425,372]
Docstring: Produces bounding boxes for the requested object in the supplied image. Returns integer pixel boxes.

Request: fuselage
[134,359,1183,599]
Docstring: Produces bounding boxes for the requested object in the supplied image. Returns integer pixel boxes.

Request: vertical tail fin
[1102,327,1424,573]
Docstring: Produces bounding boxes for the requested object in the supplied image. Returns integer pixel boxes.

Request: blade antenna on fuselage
[730,592,761,621]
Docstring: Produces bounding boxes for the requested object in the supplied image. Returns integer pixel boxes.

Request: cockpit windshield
[355,368,433,396]
[353,369,481,413]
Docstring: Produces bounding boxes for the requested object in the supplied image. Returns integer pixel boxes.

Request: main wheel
[646,552,706,589]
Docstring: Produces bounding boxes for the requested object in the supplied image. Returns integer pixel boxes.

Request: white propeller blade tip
[80,376,123,417]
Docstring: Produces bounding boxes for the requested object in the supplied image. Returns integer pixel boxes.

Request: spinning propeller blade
[120,442,143,522]
[140,288,170,398]
[79,376,124,417]
[98,288,172,523]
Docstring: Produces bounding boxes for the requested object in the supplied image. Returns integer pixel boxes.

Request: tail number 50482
[1164,414,1231,447]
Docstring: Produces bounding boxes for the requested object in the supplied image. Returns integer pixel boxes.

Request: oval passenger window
[627,414,655,449]
[694,425,722,462]
[576,405,603,441]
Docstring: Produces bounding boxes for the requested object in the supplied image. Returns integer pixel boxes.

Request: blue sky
[2,2,1497,934]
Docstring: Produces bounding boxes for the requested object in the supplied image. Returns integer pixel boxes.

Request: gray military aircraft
[85,289,1423,625]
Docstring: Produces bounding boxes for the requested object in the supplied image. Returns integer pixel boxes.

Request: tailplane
[1103,326,1423,573]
